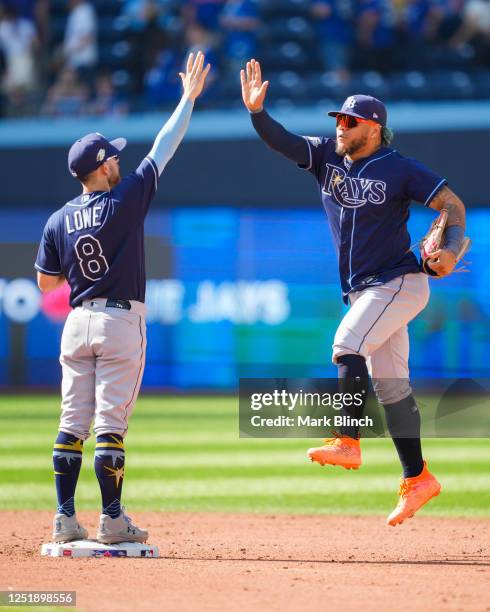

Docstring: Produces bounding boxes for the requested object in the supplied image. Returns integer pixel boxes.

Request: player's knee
[332,328,366,364]
[332,340,365,364]
[58,427,90,441]
[373,379,412,406]
[94,426,127,439]
[94,410,129,439]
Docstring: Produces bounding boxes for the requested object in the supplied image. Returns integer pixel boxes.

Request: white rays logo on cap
[345,96,356,109]
[96,148,106,162]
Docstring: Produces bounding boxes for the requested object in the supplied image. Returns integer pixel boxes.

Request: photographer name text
[250,415,373,428]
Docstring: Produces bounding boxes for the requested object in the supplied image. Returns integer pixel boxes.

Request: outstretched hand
[240,59,269,113]
[179,51,211,102]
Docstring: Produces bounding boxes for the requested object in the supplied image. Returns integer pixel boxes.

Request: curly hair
[381,126,394,145]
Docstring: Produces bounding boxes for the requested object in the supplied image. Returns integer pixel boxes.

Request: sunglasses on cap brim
[336,114,379,129]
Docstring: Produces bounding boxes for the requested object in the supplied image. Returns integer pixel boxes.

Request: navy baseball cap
[328,94,387,127]
[68,132,127,179]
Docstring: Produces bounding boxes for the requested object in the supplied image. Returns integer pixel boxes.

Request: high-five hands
[240,59,269,113]
[180,51,211,102]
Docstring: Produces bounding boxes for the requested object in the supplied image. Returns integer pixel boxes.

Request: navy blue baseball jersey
[301,137,446,302]
[35,156,159,307]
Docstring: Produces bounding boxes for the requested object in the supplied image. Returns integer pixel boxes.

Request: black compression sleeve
[250,109,310,166]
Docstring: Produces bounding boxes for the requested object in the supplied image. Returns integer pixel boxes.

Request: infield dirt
[0,511,488,612]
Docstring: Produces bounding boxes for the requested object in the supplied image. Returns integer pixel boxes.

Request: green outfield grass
[0,396,488,517]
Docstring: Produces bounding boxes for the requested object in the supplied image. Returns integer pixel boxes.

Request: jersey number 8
[75,235,109,281]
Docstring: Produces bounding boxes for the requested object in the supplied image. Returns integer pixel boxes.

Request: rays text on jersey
[322,163,387,208]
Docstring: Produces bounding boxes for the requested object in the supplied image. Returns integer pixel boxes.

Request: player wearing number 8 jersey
[35,52,210,545]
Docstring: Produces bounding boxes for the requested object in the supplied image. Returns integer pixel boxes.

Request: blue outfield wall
[0,205,488,390]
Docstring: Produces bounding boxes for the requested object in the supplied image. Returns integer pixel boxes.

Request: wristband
[444,225,464,258]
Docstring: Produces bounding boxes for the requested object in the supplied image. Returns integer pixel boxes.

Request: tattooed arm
[426,185,466,277]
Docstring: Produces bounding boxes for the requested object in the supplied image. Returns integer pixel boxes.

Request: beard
[108,171,121,188]
[335,133,369,157]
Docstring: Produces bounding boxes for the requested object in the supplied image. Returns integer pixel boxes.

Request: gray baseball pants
[58,298,147,440]
[332,272,430,404]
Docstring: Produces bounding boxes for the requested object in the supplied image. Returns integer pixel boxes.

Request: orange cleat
[307,433,361,470]
[387,461,441,526]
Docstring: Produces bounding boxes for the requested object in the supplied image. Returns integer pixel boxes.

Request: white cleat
[96,510,148,544]
[53,513,88,543]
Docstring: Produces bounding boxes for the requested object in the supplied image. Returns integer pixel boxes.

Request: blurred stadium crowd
[0,0,489,117]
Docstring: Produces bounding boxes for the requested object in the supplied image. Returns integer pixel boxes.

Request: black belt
[106,299,131,310]
[77,299,131,311]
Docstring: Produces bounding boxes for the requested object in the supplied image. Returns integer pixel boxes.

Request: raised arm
[240,59,309,166]
[426,185,467,277]
[148,51,210,175]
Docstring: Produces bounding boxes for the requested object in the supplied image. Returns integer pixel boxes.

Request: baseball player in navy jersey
[241,59,467,526]
[35,52,210,544]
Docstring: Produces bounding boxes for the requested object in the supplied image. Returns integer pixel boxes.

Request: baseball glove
[420,209,472,277]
